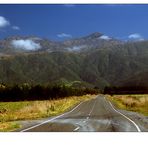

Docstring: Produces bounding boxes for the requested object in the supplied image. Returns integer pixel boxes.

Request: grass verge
[0,94,97,131]
[107,94,148,116]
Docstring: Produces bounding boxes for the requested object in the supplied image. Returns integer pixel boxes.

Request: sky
[0,4,148,41]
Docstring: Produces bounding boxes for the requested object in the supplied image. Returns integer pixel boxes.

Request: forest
[104,86,148,94]
[0,83,99,102]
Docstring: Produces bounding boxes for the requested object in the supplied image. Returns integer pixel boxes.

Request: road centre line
[73,127,80,131]
[88,99,96,116]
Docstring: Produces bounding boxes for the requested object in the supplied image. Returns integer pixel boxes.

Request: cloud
[57,33,72,38]
[12,26,20,30]
[11,39,41,50]
[99,35,111,40]
[0,16,20,32]
[66,45,86,51]
[128,33,144,41]
[0,16,10,28]
[64,4,75,7]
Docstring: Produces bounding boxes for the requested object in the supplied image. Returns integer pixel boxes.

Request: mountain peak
[84,32,103,39]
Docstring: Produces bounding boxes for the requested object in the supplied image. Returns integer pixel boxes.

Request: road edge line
[107,99,141,132]
[20,101,84,132]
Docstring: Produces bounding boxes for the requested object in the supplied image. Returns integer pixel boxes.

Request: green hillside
[0,34,148,91]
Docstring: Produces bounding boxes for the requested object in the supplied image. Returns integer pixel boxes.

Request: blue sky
[0,4,148,41]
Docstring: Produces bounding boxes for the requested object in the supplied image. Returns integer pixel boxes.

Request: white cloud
[0,16,21,32]
[99,35,111,40]
[57,33,72,38]
[11,39,41,51]
[0,16,10,28]
[128,33,144,41]
[66,45,86,51]
[12,26,20,30]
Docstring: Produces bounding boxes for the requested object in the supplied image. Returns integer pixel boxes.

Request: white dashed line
[73,127,80,131]
[76,122,80,125]
[88,99,96,116]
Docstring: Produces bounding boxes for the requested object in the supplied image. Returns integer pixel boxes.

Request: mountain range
[0,32,148,90]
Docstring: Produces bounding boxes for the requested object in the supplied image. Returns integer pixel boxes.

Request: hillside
[0,32,148,90]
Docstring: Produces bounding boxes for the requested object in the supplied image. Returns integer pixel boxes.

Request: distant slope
[0,33,148,90]
[0,52,83,85]
[0,32,122,54]
[80,41,148,88]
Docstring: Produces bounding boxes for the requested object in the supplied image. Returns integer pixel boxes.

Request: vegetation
[108,95,148,116]
[104,86,148,94]
[0,81,99,131]
[0,52,85,85]
[1,34,148,90]
[0,122,20,132]
[0,83,99,102]
[0,94,97,131]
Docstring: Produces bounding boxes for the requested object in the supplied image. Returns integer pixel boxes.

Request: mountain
[82,41,148,87]
[0,32,122,54]
[0,32,148,90]
[0,36,64,54]
[63,32,122,52]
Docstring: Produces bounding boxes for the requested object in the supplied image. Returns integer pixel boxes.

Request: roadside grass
[0,94,97,131]
[107,95,148,116]
[0,122,20,132]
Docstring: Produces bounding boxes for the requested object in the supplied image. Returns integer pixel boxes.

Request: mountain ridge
[0,32,147,90]
[0,32,123,54]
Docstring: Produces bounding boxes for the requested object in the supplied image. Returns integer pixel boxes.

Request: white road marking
[88,99,96,117]
[20,102,84,132]
[74,100,97,127]
[85,100,97,121]
[73,127,80,131]
[76,122,81,125]
[108,100,141,132]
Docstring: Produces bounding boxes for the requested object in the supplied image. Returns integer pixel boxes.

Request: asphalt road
[19,95,147,132]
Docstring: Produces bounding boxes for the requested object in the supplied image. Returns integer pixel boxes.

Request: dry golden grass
[108,95,148,116]
[0,122,20,132]
[0,94,97,131]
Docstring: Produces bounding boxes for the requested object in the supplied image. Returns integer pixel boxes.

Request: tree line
[103,86,148,94]
[0,83,99,102]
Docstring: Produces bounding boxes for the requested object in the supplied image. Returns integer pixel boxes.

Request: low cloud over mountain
[11,39,41,50]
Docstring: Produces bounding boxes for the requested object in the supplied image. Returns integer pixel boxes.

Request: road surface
[18,95,148,132]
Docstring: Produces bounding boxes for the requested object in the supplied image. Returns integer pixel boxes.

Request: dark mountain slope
[0,52,84,85]
[0,33,148,90]
[81,41,148,88]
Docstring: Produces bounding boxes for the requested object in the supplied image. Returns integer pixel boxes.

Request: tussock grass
[108,95,148,116]
[0,94,96,131]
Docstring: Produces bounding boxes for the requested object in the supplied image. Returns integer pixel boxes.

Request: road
[19,95,147,132]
